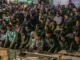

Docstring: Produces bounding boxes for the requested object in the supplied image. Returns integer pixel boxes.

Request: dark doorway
[39,0,50,5]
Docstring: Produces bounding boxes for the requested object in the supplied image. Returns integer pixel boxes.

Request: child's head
[36,32,41,40]
[60,32,66,41]
[73,28,79,35]
[1,27,6,33]
[7,24,12,30]
[46,31,52,38]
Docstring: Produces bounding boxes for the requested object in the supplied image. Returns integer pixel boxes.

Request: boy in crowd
[4,25,18,49]
[43,31,57,53]
[69,34,80,52]
[27,31,36,52]
[35,32,43,52]
[0,27,6,47]
[55,32,70,53]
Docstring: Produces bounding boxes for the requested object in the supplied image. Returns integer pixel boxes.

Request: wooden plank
[17,52,59,60]
[61,56,80,60]
[58,50,80,57]
[25,52,59,58]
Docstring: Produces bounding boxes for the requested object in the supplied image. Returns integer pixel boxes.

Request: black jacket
[69,41,80,51]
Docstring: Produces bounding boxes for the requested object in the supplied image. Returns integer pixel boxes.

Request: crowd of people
[0,2,80,54]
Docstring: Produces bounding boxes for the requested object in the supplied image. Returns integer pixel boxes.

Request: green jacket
[5,30,18,43]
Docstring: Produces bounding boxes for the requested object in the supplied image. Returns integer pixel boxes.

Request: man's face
[40,20,44,23]
[45,26,48,30]
[47,19,50,22]
[36,36,41,40]
[16,25,20,28]
[46,33,51,38]
[7,26,12,30]
[0,19,2,21]
[36,25,39,29]
[73,31,78,35]
[76,21,80,26]
[1,30,5,33]
[24,18,27,21]
[75,37,80,43]
[56,14,59,17]
[60,36,65,41]
[64,15,68,19]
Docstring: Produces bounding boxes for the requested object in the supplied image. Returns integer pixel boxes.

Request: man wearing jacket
[43,31,57,53]
[55,32,70,53]
[69,34,80,52]
[0,27,6,47]
[4,25,18,49]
